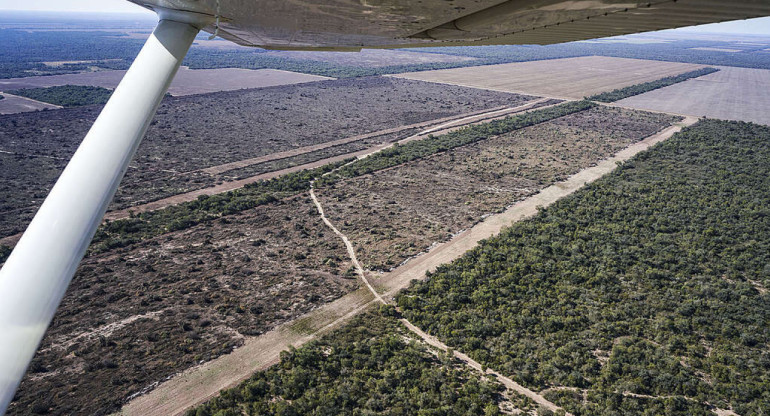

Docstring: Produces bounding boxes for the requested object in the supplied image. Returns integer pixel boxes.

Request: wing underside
[130,0,770,50]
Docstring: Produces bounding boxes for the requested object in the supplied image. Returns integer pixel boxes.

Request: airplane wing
[128,0,770,50]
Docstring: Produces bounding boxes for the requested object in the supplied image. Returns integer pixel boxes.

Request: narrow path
[309,181,569,415]
[119,113,697,416]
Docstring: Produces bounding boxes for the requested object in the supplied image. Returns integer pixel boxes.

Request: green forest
[9,85,113,107]
[186,310,508,416]
[587,67,719,102]
[395,119,770,415]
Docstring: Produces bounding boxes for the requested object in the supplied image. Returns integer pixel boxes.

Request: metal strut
[0,16,206,414]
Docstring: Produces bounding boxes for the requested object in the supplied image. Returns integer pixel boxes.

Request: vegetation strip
[8,85,113,107]
[587,67,719,102]
[318,100,595,185]
[397,119,770,415]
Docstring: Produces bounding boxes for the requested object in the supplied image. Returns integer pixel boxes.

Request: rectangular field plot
[0,68,332,96]
[0,93,60,114]
[616,66,770,126]
[392,56,706,99]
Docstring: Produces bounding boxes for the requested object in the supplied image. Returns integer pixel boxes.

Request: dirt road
[118,115,696,416]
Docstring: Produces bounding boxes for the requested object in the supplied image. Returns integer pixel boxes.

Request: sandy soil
[118,114,696,416]
[616,66,770,126]
[392,56,706,99]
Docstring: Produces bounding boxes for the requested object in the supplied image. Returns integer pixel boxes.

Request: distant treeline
[9,85,113,107]
[587,67,719,102]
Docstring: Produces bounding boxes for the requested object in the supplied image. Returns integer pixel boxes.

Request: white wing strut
[0,16,207,414]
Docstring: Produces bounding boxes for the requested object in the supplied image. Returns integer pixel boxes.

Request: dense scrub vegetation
[186,310,508,416]
[89,160,350,253]
[9,85,113,107]
[0,245,10,264]
[587,67,719,102]
[318,101,595,185]
[397,119,770,415]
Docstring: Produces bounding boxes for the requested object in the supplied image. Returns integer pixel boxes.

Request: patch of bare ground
[7,195,355,416]
[317,106,681,271]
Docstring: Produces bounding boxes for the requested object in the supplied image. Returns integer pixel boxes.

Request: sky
[0,0,769,34]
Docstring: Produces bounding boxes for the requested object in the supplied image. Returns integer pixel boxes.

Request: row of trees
[397,119,770,415]
[90,101,597,255]
[587,67,719,102]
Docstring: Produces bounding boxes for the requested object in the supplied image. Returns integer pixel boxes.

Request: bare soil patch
[0,68,331,96]
[0,92,61,114]
[616,66,770,126]
[393,56,706,99]
[262,49,478,68]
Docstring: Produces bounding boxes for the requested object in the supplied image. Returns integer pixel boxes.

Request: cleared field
[0,92,60,114]
[393,56,706,99]
[0,68,332,96]
[616,66,770,126]
[689,47,742,53]
[262,49,478,67]
[8,195,355,416]
[317,106,681,271]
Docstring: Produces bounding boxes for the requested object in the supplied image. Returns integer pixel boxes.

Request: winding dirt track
[119,113,697,416]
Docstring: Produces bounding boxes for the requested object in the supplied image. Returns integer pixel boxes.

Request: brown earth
[393,56,707,99]
[0,68,332,97]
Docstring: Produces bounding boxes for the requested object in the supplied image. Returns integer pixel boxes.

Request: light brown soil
[393,56,707,99]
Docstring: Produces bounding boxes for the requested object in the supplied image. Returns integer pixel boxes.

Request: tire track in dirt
[118,114,696,416]
[309,180,569,415]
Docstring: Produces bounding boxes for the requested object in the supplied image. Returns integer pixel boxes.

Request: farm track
[119,114,696,416]
[309,178,569,415]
